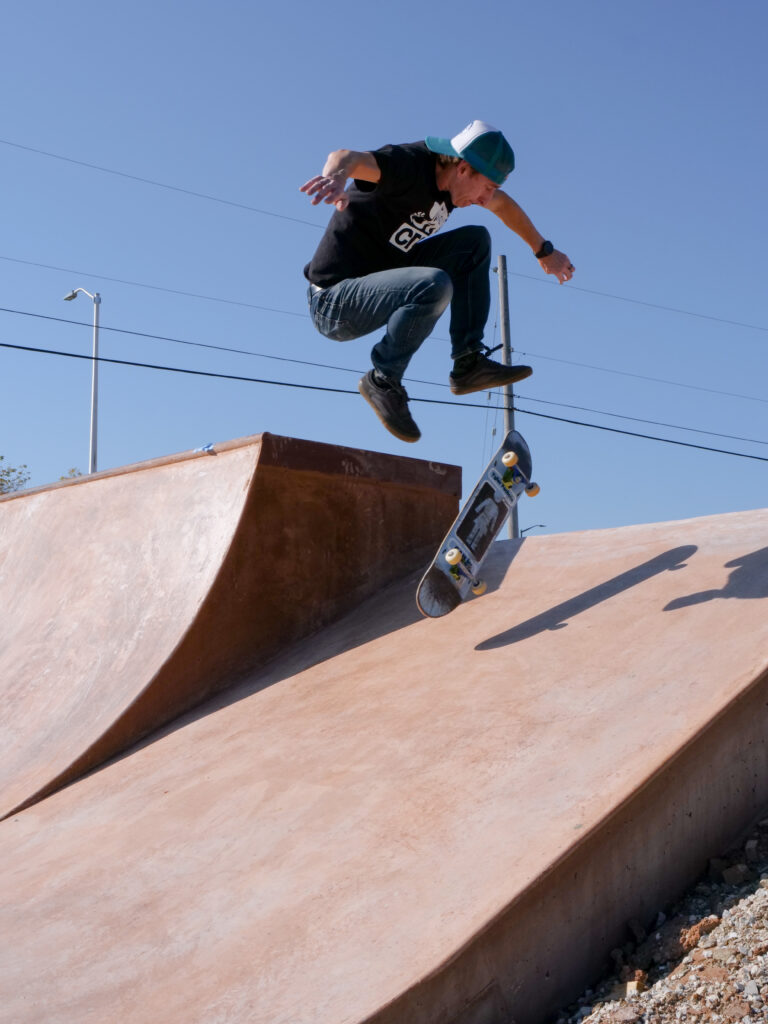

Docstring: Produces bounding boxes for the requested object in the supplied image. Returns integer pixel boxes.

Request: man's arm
[300,150,381,212]
[487,189,574,284]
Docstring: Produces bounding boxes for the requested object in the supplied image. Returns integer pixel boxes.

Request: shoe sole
[358,380,421,443]
[449,365,533,396]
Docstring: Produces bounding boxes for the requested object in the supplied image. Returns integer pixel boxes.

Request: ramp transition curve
[0,433,460,818]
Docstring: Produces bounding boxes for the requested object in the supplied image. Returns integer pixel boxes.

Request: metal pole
[497,255,518,539]
[89,293,101,474]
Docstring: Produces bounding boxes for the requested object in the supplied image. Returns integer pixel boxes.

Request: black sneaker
[449,346,533,395]
[358,370,421,443]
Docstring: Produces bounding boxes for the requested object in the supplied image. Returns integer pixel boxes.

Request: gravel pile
[554,817,768,1024]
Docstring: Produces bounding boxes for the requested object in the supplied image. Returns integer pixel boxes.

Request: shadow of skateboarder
[477,545,698,650]
[664,546,768,610]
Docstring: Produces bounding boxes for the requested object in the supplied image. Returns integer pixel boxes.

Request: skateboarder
[301,120,575,443]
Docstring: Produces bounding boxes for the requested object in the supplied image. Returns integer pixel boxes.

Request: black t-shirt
[304,141,455,287]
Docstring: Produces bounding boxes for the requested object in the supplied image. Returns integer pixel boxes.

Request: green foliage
[0,455,31,494]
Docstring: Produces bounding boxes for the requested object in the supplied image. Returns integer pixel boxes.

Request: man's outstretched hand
[300,172,350,212]
[539,249,575,284]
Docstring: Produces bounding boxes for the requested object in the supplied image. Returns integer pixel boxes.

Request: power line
[0,255,308,316]
[1,338,358,395]
[513,403,768,462]
[0,138,323,231]
[505,269,768,336]
[1,262,765,409]
[3,136,767,337]
[2,304,766,448]
[0,305,360,375]
[518,348,768,405]
[3,339,767,464]
[521,393,768,447]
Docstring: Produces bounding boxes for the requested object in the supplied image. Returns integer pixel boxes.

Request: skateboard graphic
[416,430,539,618]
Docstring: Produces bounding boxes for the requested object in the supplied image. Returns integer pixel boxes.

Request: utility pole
[496,254,518,539]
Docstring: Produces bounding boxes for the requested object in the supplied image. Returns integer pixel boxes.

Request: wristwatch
[535,240,554,259]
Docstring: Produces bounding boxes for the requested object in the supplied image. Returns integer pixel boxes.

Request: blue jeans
[307,225,491,381]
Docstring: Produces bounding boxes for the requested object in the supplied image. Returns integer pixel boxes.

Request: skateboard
[416,430,539,618]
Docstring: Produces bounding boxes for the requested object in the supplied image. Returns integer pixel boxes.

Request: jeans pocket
[311,295,356,342]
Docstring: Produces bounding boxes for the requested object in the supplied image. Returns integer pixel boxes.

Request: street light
[520,524,546,538]
[63,288,101,474]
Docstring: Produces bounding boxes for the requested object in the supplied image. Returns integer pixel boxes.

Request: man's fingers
[541,252,575,284]
[300,175,335,202]
[299,175,324,194]
[300,175,347,207]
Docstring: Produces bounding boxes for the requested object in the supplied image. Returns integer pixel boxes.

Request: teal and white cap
[425,120,515,186]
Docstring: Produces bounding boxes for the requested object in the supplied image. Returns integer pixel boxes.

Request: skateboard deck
[416,430,538,618]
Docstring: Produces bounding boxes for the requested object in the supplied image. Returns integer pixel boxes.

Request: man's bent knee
[416,268,453,315]
[467,225,491,259]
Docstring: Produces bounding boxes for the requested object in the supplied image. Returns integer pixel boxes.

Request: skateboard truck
[500,450,540,496]
[445,547,487,596]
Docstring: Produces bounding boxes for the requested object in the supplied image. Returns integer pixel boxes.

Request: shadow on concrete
[664,546,768,610]
[479,537,526,597]
[98,561,431,770]
[102,542,527,774]
[476,545,698,650]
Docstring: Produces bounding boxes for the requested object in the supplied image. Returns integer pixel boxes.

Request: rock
[608,972,647,1001]
[610,1008,641,1022]
[554,824,768,1024]
[710,857,730,880]
[722,864,754,886]
[680,914,721,951]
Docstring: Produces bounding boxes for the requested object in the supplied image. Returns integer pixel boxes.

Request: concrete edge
[0,431,461,504]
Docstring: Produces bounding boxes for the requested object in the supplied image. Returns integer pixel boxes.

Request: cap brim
[425,135,459,157]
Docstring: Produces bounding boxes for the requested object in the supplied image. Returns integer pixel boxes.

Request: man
[301,120,574,443]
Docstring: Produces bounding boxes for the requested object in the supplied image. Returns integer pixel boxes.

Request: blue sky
[1,0,765,534]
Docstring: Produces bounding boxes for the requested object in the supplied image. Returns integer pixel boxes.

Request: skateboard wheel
[471,580,487,596]
[525,483,540,497]
[445,548,462,566]
[501,451,518,468]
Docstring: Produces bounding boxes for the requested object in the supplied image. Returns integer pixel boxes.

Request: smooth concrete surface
[0,433,460,818]
[1,495,767,1024]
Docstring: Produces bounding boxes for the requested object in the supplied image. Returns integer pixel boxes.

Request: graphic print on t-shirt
[389,200,450,253]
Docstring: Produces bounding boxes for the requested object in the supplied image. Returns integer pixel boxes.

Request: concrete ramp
[1,500,767,1023]
[0,434,459,818]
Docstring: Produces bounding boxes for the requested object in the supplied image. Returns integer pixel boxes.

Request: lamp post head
[63,287,98,302]
[520,524,547,537]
